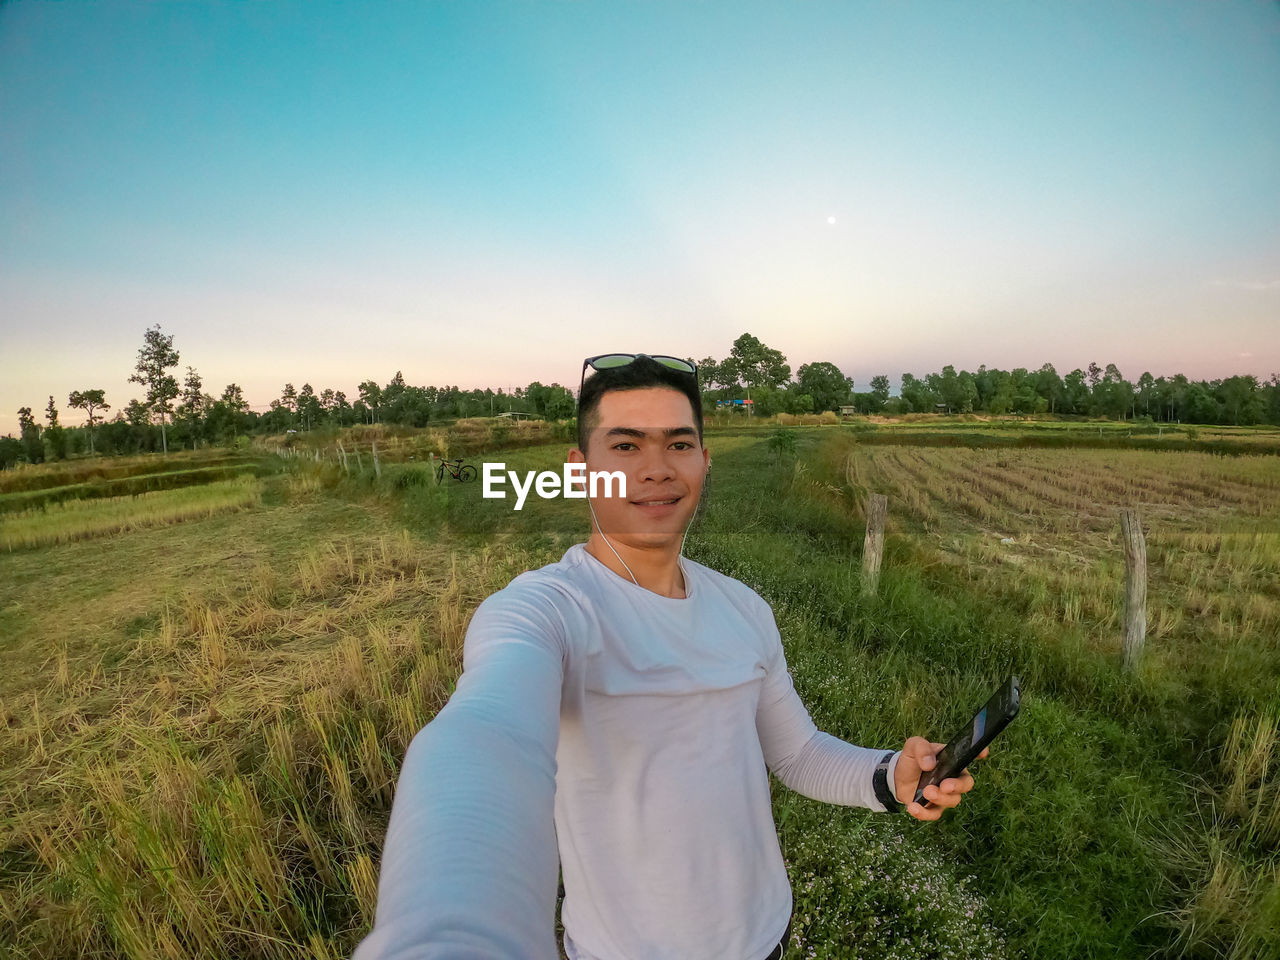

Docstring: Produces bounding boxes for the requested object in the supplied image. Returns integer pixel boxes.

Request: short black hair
[577,356,703,453]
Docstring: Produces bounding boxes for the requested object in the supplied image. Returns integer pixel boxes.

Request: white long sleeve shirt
[352,542,901,960]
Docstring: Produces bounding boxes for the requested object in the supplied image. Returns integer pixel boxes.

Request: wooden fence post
[372,441,382,479]
[337,441,349,474]
[1120,508,1147,672]
[862,493,887,596]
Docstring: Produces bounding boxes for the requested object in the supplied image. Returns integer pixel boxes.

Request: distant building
[496,411,535,420]
[839,405,857,418]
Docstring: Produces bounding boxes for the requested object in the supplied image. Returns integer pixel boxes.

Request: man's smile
[630,494,683,512]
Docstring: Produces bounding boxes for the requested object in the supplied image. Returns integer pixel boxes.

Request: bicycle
[435,457,478,483]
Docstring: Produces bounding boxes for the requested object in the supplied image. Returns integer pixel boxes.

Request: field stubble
[823,437,1280,958]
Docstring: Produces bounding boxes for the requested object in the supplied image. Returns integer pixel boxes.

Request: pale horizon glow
[2,1,1278,433]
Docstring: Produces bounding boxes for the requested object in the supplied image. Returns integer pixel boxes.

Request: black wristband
[872,751,903,814]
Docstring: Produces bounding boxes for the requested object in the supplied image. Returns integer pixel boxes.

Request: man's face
[568,386,709,551]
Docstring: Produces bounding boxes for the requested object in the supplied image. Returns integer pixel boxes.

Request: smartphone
[914,675,1020,808]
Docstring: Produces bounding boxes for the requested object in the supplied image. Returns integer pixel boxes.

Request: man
[353,354,985,960]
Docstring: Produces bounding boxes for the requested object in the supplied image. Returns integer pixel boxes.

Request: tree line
[4,327,1278,469]
[696,334,1280,425]
[1,325,577,468]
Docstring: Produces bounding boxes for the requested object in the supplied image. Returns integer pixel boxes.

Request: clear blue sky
[2,1,1278,432]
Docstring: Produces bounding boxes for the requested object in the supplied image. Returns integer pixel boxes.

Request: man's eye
[613,442,635,451]
[671,442,692,450]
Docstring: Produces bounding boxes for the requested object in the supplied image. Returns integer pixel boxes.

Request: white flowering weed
[779,804,1014,960]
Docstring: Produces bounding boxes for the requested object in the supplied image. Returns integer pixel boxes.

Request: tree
[263,401,291,434]
[43,395,68,460]
[116,399,154,453]
[69,389,110,454]
[782,383,815,414]
[358,381,381,423]
[849,392,877,414]
[206,384,249,444]
[1035,364,1064,414]
[296,383,322,431]
[987,370,1015,415]
[726,334,790,413]
[869,375,890,411]
[1097,364,1133,420]
[696,357,726,391]
[1183,383,1219,423]
[524,382,576,420]
[0,435,21,470]
[1166,374,1190,422]
[747,384,787,417]
[221,383,249,413]
[1010,369,1042,415]
[930,365,966,413]
[972,365,995,409]
[266,384,299,432]
[1136,372,1155,418]
[958,371,979,413]
[332,390,354,426]
[1215,375,1264,425]
[125,399,151,427]
[176,366,208,449]
[381,372,408,423]
[17,406,42,463]
[696,356,726,410]
[795,361,853,413]
[1063,369,1089,415]
[128,324,180,454]
[900,373,933,413]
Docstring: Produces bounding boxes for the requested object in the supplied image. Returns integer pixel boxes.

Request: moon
[827,215,837,225]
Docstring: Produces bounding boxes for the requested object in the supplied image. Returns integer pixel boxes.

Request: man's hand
[893,735,988,821]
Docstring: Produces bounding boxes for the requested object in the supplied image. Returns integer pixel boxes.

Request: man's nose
[635,448,676,483]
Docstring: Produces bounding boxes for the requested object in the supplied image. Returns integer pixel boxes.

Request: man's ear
[568,446,585,464]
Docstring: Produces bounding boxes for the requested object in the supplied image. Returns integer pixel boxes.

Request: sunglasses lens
[652,356,697,375]
[590,354,639,370]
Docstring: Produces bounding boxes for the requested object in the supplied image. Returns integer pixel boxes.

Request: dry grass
[260,417,568,464]
[0,488,557,957]
[0,449,253,495]
[1,476,262,551]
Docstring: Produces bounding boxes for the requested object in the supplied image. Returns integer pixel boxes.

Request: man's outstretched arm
[352,584,567,960]
[753,600,984,820]
[753,635,902,813]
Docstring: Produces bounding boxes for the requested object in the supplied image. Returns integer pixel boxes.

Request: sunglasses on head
[579,353,698,397]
